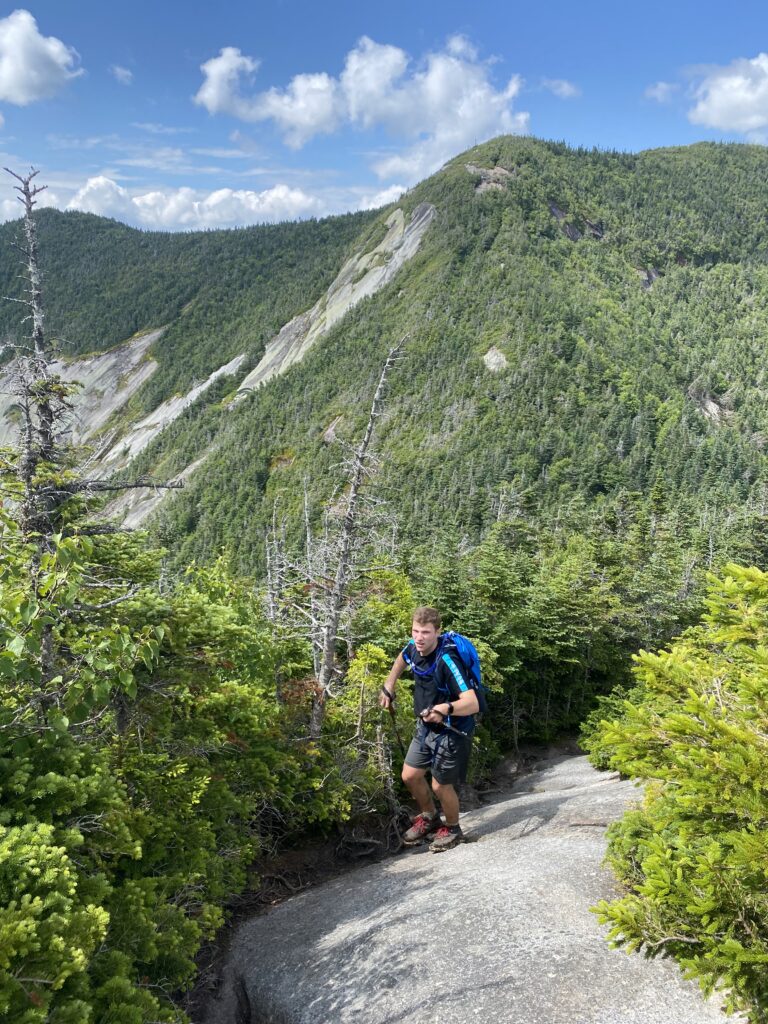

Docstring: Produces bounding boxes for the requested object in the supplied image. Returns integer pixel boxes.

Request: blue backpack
[403,631,488,716]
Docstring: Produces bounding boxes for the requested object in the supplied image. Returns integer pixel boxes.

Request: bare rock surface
[101,351,246,472]
[483,346,509,372]
[204,753,732,1024]
[0,328,163,447]
[466,164,514,192]
[236,203,436,396]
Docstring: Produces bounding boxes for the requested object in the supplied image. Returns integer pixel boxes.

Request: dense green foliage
[583,565,768,1022]
[0,502,353,1021]
[0,207,375,410]
[4,137,768,1018]
[100,138,768,584]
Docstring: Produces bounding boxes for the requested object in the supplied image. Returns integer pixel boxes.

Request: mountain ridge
[3,136,768,575]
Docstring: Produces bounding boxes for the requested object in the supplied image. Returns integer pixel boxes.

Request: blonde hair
[412,606,441,629]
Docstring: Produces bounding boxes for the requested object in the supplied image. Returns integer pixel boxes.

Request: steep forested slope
[0,206,376,411]
[128,138,768,573]
[3,138,768,577]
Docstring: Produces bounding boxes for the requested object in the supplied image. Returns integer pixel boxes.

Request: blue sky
[0,0,767,229]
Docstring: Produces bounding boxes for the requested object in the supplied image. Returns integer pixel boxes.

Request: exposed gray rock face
[101,351,245,471]
[0,328,163,448]
[549,201,568,222]
[637,267,661,289]
[110,202,436,524]
[483,346,509,372]
[204,754,735,1024]
[0,329,244,477]
[548,202,604,242]
[236,203,436,396]
[1,203,435,527]
[466,163,514,192]
[0,327,247,527]
[105,453,208,528]
[698,396,733,425]
[322,415,343,444]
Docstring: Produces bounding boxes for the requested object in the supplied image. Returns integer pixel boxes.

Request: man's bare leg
[432,780,459,826]
[402,764,437,815]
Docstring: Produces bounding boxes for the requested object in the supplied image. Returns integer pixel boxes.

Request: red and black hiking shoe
[403,813,441,845]
[429,824,463,852]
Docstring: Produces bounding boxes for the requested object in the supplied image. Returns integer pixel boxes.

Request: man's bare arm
[422,688,479,723]
[379,652,406,707]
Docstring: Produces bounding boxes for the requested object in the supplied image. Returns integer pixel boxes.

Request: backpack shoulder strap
[440,648,471,693]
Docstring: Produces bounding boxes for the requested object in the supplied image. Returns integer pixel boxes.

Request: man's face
[412,620,439,656]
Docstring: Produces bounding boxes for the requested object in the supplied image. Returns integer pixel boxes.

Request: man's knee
[402,763,425,786]
[431,777,455,797]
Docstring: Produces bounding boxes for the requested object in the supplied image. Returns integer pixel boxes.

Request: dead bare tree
[0,168,180,699]
[310,341,405,737]
[264,339,406,739]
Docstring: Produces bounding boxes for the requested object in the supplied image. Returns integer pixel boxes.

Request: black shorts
[404,722,473,785]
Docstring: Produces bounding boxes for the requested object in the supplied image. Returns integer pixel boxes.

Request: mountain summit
[2,137,768,568]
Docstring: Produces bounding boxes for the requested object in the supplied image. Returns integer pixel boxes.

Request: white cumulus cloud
[65,175,137,221]
[110,64,133,86]
[359,183,406,209]
[446,35,479,61]
[0,9,81,106]
[645,80,678,103]
[195,47,342,148]
[689,53,768,133]
[195,35,529,183]
[194,47,261,120]
[66,175,325,229]
[254,72,342,148]
[542,78,580,99]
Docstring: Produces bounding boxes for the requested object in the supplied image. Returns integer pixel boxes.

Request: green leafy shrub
[0,510,352,1021]
[589,564,768,1022]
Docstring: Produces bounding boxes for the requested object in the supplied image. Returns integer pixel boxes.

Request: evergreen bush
[588,564,768,1022]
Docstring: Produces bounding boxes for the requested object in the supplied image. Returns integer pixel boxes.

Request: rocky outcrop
[0,327,245,473]
[0,328,163,448]
[0,327,248,526]
[203,754,735,1024]
[637,267,661,289]
[322,415,343,444]
[483,346,509,372]
[100,351,246,471]
[236,203,436,396]
[699,396,733,425]
[105,454,207,529]
[549,202,604,242]
[466,163,514,193]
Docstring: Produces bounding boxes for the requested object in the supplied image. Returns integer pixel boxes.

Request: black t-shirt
[401,639,475,733]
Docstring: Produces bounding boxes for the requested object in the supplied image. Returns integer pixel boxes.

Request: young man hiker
[379,606,480,852]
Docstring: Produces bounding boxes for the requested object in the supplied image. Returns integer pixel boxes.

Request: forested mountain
[4,139,768,1023]
[3,138,768,578]
[120,138,768,573]
[0,205,376,410]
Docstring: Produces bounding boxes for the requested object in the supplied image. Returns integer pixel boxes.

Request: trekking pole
[420,706,472,740]
[381,686,406,758]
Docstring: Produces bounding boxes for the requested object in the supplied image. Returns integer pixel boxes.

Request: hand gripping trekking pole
[381,686,406,758]
[420,705,472,740]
